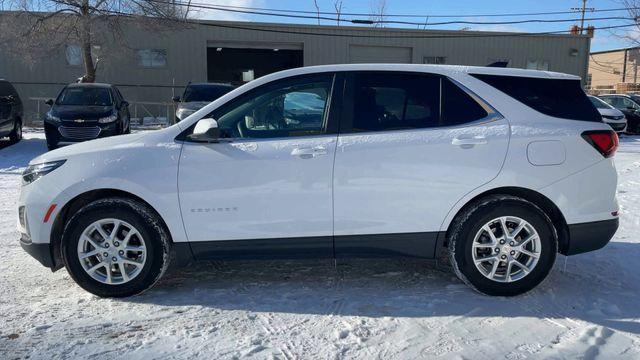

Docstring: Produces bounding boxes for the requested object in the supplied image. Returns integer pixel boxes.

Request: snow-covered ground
[1,130,639,359]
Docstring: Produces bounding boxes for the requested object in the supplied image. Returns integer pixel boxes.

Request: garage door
[349,45,413,64]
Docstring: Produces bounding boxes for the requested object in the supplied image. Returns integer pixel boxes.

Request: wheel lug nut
[112,257,117,262]
[104,243,109,248]
[499,240,505,245]
[510,250,516,255]
[510,241,515,246]
[103,252,108,257]
[119,250,124,255]
[494,248,500,253]
[501,254,507,260]
[114,241,120,246]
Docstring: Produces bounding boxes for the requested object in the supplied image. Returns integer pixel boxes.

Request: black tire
[8,118,22,143]
[61,197,171,297]
[45,126,58,150]
[448,195,557,296]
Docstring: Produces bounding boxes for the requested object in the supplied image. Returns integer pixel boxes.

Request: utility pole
[572,0,595,34]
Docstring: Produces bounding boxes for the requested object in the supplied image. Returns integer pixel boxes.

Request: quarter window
[441,78,488,126]
[212,74,334,139]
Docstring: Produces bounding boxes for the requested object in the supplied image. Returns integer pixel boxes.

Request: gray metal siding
[0,17,591,123]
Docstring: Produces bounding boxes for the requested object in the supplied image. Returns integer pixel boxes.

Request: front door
[333,71,510,258]
[178,73,340,258]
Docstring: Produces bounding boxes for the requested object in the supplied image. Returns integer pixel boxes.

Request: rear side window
[350,72,440,132]
[471,74,601,122]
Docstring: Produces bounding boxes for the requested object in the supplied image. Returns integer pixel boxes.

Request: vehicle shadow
[129,241,640,335]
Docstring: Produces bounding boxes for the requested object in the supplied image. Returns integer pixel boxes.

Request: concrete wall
[0,16,591,124]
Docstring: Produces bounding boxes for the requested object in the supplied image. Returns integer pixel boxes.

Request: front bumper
[564,218,619,255]
[20,234,55,268]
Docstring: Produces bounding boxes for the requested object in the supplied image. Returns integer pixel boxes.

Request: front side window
[56,87,113,106]
[211,74,333,139]
[138,49,167,68]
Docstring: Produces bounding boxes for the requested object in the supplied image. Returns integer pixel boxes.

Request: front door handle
[291,146,327,158]
[452,136,488,147]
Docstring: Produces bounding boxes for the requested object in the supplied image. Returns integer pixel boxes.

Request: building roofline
[0,10,590,40]
[591,46,640,55]
[191,18,589,39]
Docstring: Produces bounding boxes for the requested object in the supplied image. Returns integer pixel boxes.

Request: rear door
[333,71,509,258]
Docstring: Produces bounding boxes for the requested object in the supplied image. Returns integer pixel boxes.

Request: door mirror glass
[45,99,54,106]
[188,118,221,142]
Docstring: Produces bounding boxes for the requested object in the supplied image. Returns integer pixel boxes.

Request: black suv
[0,79,23,144]
[44,83,130,150]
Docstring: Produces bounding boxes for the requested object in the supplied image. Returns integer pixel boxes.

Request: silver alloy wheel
[471,216,542,283]
[77,218,147,285]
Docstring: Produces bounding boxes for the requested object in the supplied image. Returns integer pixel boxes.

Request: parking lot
[0,129,638,359]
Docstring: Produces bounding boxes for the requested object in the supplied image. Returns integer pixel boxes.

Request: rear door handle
[291,146,327,158]
[452,136,488,147]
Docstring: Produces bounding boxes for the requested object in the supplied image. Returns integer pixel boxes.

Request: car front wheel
[448,195,557,296]
[61,197,171,297]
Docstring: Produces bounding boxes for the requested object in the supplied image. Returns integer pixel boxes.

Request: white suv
[18,64,619,297]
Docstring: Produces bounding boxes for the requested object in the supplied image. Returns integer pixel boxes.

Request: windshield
[56,87,112,106]
[183,85,233,102]
[589,96,612,109]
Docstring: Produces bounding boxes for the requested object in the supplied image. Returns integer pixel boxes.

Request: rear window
[471,74,602,122]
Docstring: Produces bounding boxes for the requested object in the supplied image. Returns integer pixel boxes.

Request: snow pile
[0,131,639,359]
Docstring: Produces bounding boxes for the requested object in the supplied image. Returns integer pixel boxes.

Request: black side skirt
[188,232,441,261]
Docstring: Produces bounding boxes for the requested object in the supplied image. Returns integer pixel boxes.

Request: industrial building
[588,46,640,94]
[0,15,592,123]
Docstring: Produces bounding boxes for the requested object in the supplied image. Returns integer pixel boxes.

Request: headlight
[98,114,118,123]
[45,112,60,123]
[22,160,66,186]
[176,108,195,120]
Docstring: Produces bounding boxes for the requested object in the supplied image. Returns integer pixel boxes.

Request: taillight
[581,130,619,158]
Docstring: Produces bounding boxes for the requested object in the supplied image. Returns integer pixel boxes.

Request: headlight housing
[176,108,196,121]
[22,160,66,186]
[45,112,60,123]
[98,114,118,123]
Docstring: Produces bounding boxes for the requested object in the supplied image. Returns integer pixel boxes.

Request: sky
[192,0,639,52]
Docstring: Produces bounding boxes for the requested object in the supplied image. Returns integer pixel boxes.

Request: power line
[170,1,639,19]
[149,0,637,27]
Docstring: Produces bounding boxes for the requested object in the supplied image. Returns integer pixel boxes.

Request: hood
[52,105,113,119]
[30,131,149,165]
[178,102,210,111]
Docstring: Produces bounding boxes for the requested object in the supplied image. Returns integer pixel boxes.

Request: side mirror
[122,101,129,108]
[188,118,223,142]
[45,99,54,106]
[172,96,181,102]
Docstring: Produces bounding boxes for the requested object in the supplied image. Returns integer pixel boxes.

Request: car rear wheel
[61,197,171,297]
[448,195,557,296]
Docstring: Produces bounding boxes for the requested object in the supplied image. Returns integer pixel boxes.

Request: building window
[585,74,593,89]
[65,45,82,66]
[137,49,167,67]
[526,59,550,71]
[424,56,446,65]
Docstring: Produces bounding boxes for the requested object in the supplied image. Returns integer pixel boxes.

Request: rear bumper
[20,234,55,268]
[564,218,619,255]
